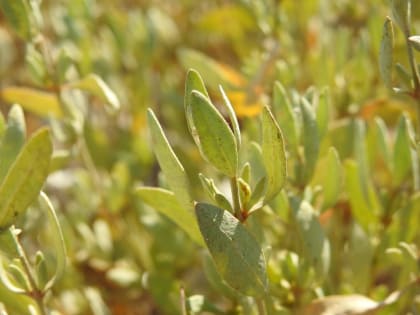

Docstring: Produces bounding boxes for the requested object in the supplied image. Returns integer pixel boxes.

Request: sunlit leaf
[190,91,238,177]
[0,128,52,230]
[66,74,120,112]
[409,35,420,51]
[147,109,192,211]
[135,187,204,246]
[196,203,268,297]
[261,105,287,202]
[0,87,62,118]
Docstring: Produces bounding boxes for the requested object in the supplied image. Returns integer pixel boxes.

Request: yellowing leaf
[1,87,62,118]
[67,74,120,112]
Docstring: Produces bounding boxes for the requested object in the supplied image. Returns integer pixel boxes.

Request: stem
[9,227,47,315]
[180,286,187,315]
[255,298,267,315]
[230,177,243,221]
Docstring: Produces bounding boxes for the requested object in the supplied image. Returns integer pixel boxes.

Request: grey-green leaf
[292,201,330,279]
[190,91,238,177]
[272,82,298,154]
[195,203,268,297]
[300,98,320,184]
[391,0,411,34]
[0,128,52,230]
[322,147,342,210]
[316,87,330,140]
[184,69,210,146]
[379,17,394,88]
[261,106,287,202]
[135,187,204,246]
[0,105,26,183]
[219,85,241,150]
[147,109,192,211]
[0,0,30,40]
[409,35,420,51]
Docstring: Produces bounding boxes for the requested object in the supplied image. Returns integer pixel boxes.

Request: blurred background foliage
[0,0,419,314]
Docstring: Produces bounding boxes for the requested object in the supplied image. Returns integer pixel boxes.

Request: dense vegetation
[0,0,419,314]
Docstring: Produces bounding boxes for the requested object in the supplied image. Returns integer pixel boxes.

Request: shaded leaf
[196,203,267,297]
[135,187,204,246]
[147,109,192,211]
[379,17,394,88]
[0,128,52,230]
[391,0,411,33]
[316,87,330,140]
[0,87,62,118]
[261,105,287,202]
[190,91,238,177]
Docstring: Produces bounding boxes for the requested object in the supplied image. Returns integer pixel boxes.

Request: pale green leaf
[272,82,298,154]
[0,87,62,118]
[135,187,204,246]
[147,109,192,211]
[184,69,210,146]
[379,17,394,88]
[261,105,287,202]
[0,105,26,183]
[0,0,30,39]
[322,147,342,209]
[190,91,238,177]
[292,201,330,278]
[0,128,52,230]
[196,203,268,297]
[316,87,330,140]
[38,192,67,292]
[67,74,120,112]
[391,0,411,34]
[219,85,241,150]
[409,35,420,51]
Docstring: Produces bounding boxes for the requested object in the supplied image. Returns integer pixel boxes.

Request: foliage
[0,0,419,314]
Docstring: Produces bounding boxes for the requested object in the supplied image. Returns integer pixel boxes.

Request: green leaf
[147,109,192,211]
[184,69,210,147]
[344,160,377,231]
[393,113,417,187]
[67,74,120,112]
[0,105,26,183]
[272,82,298,154]
[219,85,241,150]
[409,35,420,51]
[261,105,287,202]
[38,192,67,292]
[0,87,63,118]
[0,0,30,39]
[379,17,394,88]
[135,187,204,246]
[367,117,392,172]
[195,203,268,297]
[300,98,320,184]
[0,128,52,230]
[190,91,238,176]
[322,147,342,210]
[316,87,330,140]
[34,251,49,291]
[292,201,330,278]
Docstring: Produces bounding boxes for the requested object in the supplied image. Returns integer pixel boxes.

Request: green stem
[230,177,243,221]
[9,227,47,315]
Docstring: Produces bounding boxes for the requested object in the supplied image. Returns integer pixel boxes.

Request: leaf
[0,105,26,183]
[0,87,62,118]
[344,160,377,231]
[292,201,330,278]
[393,113,417,187]
[297,295,378,315]
[379,17,394,88]
[316,87,330,140]
[184,69,210,147]
[300,98,320,184]
[219,85,241,150]
[391,0,411,34]
[67,74,120,112]
[38,192,67,292]
[409,35,420,51]
[186,295,224,314]
[195,203,268,297]
[367,117,392,172]
[322,147,342,209]
[147,109,192,211]
[0,0,30,39]
[0,128,52,230]
[190,91,238,177]
[261,106,287,202]
[272,82,298,154]
[135,187,204,246]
